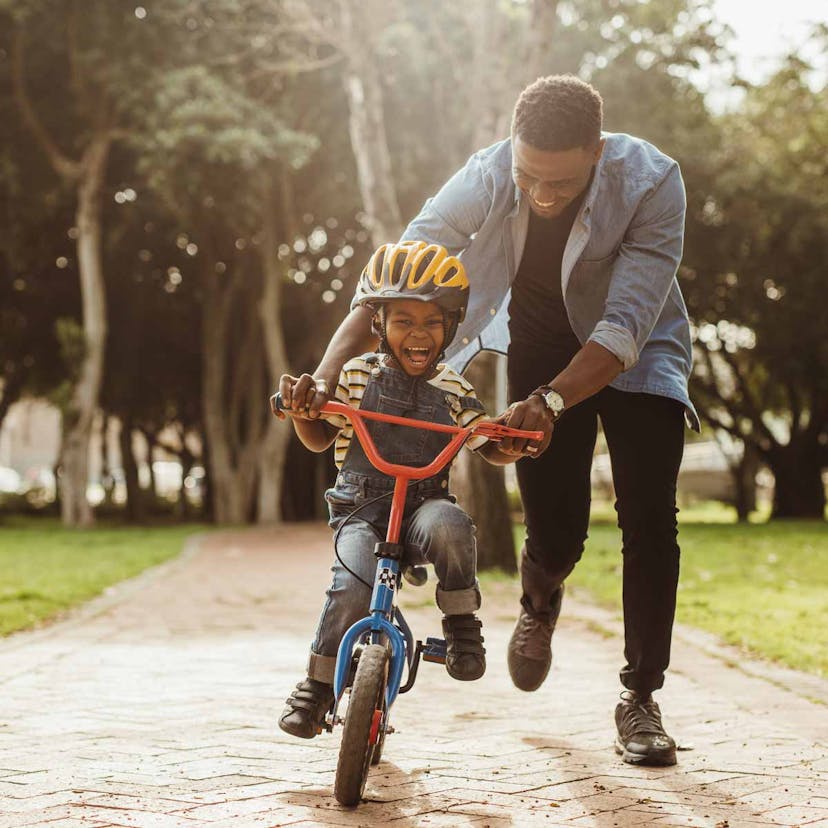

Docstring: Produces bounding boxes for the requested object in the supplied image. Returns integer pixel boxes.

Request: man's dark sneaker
[278,678,334,739]
[614,690,677,766]
[442,614,486,681]
[507,585,563,692]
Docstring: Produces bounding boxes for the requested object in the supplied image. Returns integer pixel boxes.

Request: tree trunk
[733,442,760,522]
[340,0,404,246]
[201,261,242,524]
[200,260,266,524]
[453,352,517,573]
[119,415,144,523]
[256,179,294,523]
[176,427,195,520]
[767,440,825,519]
[200,436,214,523]
[470,9,511,150]
[100,413,115,506]
[525,0,560,82]
[59,136,111,527]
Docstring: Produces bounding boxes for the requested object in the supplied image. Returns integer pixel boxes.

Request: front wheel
[334,644,388,806]
[370,693,388,766]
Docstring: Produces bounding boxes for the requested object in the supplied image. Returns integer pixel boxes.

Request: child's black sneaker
[614,690,677,766]
[278,678,334,739]
[442,614,486,681]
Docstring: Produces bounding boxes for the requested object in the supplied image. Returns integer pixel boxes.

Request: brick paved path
[1,525,826,828]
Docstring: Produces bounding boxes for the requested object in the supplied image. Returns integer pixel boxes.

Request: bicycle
[271,393,542,806]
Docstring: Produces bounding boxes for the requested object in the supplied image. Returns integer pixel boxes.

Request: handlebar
[270,392,542,482]
[270,393,543,443]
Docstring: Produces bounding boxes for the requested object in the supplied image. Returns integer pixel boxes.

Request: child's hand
[278,373,331,420]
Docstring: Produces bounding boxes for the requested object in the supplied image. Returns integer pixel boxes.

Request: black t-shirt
[507,186,588,356]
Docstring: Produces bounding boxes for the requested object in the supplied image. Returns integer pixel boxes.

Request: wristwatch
[532,386,565,421]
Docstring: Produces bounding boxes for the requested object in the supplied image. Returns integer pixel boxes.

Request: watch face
[544,390,565,417]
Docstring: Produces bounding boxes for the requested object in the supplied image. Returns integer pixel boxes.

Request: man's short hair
[512,75,603,151]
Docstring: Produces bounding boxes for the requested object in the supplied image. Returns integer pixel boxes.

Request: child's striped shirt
[325,355,488,470]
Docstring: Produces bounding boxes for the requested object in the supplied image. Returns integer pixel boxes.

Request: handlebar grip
[270,392,285,414]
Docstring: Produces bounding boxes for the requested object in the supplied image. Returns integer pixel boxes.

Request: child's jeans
[306,497,481,684]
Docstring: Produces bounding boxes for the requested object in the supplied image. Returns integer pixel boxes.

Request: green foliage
[679,35,827,516]
[0,517,202,635]
[2,0,823,520]
[516,518,828,676]
[138,65,318,226]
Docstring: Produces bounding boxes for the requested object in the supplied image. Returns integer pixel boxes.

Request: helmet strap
[372,307,390,354]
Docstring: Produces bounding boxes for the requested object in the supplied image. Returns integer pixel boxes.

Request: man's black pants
[508,346,686,695]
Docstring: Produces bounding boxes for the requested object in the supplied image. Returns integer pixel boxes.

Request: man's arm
[501,164,686,455]
[587,163,686,370]
[282,306,377,419]
[498,342,622,455]
[315,306,377,391]
[291,150,493,417]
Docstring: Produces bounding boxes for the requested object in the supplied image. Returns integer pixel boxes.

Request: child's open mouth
[402,345,433,369]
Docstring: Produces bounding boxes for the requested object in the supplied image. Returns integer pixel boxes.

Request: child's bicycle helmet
[354,241,469,353]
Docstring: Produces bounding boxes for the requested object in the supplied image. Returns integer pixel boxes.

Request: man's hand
[496,395,555,458]
[276,373,331,420]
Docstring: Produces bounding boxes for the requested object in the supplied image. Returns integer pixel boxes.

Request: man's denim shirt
[398,133,699,430]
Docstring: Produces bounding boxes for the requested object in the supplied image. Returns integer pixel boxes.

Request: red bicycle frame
[271,396,543,545]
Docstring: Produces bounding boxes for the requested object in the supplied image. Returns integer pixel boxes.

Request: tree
[135,51,318,523]
[4,1,166,525]
[684,48,827,518]
[97,163,204,522]
[0,89,74,435]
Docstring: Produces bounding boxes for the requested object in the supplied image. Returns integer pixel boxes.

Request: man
[294,75,698,766]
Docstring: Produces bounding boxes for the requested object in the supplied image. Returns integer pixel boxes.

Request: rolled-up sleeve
[588,164,686,370]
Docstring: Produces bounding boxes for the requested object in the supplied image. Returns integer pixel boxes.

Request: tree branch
[67,0,88,102]
[714,343,779,448]
[247,51,344,80]
[10,28,81,180]
[785,379,803,436]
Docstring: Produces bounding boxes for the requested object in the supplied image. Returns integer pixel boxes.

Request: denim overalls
[307,356,484,685]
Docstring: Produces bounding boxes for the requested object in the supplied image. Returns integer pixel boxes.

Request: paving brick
[764,804,828,825]
[0,525,825,828]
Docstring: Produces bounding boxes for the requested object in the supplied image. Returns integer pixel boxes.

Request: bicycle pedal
[422,636,447,664]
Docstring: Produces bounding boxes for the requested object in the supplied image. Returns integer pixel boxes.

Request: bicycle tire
[334,643,388,805]
[370,694,388,765]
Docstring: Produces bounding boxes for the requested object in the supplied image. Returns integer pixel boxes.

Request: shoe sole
[446,666,486,681]
[507,653,550,692]
[278,718,321,740]
[614,737,677,766]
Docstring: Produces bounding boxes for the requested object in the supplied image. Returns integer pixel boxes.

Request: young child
[278,241,529,739]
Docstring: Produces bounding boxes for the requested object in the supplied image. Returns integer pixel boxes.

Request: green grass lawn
[0,517,202,636]
[515,508,828,677]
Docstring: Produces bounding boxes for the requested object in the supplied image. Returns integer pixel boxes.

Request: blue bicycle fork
[332,545,408,721]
